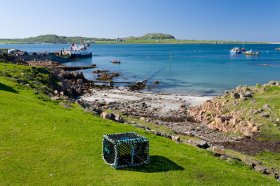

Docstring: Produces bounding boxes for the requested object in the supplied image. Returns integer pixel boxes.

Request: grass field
[0,63,278,185]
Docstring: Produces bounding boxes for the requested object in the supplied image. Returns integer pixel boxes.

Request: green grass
[210,85,280,174]
[253,86,280,140]
[0,63,278,185]
[256,152,280,172]
[226,149,280,175]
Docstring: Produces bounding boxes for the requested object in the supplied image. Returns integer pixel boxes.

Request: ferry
[62,43,92,58]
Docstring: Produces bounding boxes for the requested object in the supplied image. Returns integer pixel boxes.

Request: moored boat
[111,59,121,64]
[244,50,260,56]
[230,47,241,54]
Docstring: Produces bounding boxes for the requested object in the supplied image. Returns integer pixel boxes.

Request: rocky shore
[76,80,280,154]
[79,88,247,142]
[189,86,259,137]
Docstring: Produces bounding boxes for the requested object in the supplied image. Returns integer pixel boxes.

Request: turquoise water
[1,44,280,96]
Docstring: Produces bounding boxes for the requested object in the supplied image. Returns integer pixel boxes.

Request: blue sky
[0,0,279,41]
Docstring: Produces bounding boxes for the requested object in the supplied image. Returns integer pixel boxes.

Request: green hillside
[24,34,97,44]
[141,33,176,40]
[22,34,68,43]
[0,63,278,185]
[0,34,95,44]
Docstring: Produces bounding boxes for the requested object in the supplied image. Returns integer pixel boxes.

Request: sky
[0,0,279,41]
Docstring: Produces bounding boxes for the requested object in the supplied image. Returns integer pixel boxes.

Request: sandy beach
[81,87,212,116]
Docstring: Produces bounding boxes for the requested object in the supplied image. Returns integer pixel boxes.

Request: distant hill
[141,33,175,40]
[0,34,95,44]
[22,34,97,44]
[126,33,176,41]
[21,35,71,43]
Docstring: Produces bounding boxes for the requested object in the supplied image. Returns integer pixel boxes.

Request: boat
[61,43,92,58]
[244,50,260,56]
[230,47,241,54]
[111,59,121,64]
[275,48,280,51]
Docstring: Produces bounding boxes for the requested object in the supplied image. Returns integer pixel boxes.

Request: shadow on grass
[0,83,18,93]
[123,155,184,173]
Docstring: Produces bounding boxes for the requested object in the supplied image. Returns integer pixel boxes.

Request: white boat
[230,47,241,54]
[111,59,121,64]
[244,50,260,56]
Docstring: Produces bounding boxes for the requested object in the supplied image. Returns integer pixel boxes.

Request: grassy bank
[223,85,280,140]
[227,85,280,172]
[189,83,280,175]
[0,63,278,185]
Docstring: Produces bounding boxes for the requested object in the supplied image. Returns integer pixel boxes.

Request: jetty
[2,44,92,64]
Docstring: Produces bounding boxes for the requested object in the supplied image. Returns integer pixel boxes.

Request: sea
[1,43,280,96]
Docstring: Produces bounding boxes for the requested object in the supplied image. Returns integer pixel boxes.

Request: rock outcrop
[188,85,260,136]
[128,80,147,91]
[96,72,120,81]
[50,69,96,98]
[189,82,280,137]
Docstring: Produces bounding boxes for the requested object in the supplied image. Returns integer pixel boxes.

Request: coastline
[79,87,242,142]
[81,87,212,111]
